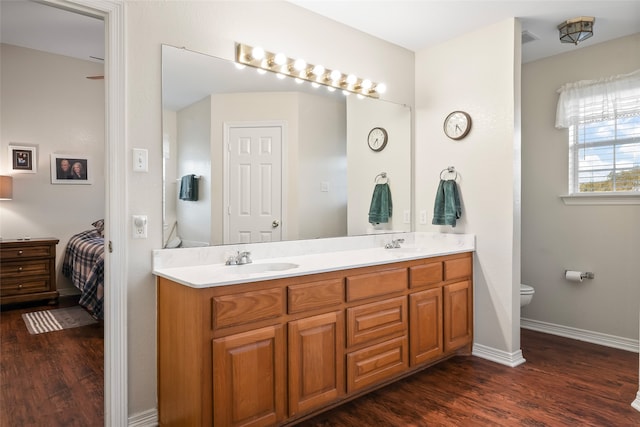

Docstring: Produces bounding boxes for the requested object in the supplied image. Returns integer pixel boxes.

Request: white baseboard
[472,342,527,367]
[128,408,158,427]
[633,391,640,412]
[521,318,639,353]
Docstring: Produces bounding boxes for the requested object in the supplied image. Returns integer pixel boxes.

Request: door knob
[272,220,280,228]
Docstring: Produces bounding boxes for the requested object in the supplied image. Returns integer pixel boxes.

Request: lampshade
[558,17,595,45]
[0,175,13,200]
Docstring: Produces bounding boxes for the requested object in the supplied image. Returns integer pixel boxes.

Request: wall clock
[443,111,472,140]
[367,127,388,152]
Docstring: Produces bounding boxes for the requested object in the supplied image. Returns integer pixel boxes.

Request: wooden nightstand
[0,238,59,306]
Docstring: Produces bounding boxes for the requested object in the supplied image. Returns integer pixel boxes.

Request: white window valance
[555,69,640,129]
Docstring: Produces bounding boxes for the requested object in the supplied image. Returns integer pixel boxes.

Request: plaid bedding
[62,228,105,319]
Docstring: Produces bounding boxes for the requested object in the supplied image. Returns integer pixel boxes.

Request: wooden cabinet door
[409,287,443,365]
[443,280,472,352]
[288,311,344,417]
[213,325,286,427]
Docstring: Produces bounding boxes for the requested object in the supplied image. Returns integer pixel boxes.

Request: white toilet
[520,284,535,307]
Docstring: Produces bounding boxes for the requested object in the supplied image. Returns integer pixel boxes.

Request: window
[556,70,640,196]
[569,116,640,193]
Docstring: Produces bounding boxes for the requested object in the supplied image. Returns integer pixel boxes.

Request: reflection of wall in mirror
[347,97,411,235]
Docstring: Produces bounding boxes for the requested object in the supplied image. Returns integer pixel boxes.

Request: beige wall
[125,0,414,415]
[521,33,640,340]
[415,19,522,356]
[0,44,105,294]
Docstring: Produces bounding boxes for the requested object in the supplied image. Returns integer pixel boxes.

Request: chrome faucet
[385,238,405,249]
[225,250,253,265]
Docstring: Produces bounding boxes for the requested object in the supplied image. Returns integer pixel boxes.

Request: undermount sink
[386,246,426,254]
[227,262,299,274]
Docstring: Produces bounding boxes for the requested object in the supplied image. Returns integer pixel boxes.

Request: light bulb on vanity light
[375,83,387,94]
[274,52,287,66]
[293,58,306,71]
[330,70,341,83]
[251,46,265,61]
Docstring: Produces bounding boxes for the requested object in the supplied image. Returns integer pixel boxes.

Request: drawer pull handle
[18,284,23,289]
[18,267,23,272]
[17,250,23,255]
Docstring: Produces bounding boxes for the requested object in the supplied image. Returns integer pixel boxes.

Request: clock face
[368,127,388,151]
[444,111,471,140]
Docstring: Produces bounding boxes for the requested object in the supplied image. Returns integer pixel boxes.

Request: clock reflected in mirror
[444,111,471,140]
[368,127,388,151]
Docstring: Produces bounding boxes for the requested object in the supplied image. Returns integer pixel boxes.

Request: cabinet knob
[18,267,23,272]
[18,284,23,289]
[17,250,23,255]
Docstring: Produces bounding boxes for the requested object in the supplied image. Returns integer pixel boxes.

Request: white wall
[297,92,347,239]
[347,97,412,235]
[176,97,212,246]
[125,0,414,415]
[414,19,522,358]
[521,33,640,342]
[0,44,105,294]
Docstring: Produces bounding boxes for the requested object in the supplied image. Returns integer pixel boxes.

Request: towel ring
[439,167,458,181]
[375,172,389,184]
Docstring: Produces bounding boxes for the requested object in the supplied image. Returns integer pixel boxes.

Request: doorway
[224,122,286,244]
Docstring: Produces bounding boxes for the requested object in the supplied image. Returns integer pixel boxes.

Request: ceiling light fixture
[236,43,385,98]
[558,16,595,45]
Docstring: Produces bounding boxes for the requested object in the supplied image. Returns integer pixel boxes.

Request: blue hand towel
[179,174,198,201]
[432,179,461,227]
[368,183,392,224]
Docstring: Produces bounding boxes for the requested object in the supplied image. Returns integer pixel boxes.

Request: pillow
[92,219,105,236]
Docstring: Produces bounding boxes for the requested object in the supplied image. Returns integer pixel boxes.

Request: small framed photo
[8,145,37,173]
[50,154,92,184]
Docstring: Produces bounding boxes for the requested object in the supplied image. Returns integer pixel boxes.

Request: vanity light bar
[235,43,386,99]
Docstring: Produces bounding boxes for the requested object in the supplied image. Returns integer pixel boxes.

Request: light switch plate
[403,210,410,224]
[132,148,148,172]
[419,210,428,224]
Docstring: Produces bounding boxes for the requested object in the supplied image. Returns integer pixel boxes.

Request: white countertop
[153,232,475,288]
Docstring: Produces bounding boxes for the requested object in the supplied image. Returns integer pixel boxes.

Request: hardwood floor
[0,297,103,427]
[301,329,640,427]
[1,302,638,427]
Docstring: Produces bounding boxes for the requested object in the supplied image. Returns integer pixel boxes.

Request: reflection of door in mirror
[226,124,282,244]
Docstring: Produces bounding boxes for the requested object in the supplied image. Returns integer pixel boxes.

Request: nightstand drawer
[0,260,50,279]
[0,277,50,296]
[0,244,54,260]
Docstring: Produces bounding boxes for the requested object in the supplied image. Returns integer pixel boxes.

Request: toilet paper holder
[564,270,595,280]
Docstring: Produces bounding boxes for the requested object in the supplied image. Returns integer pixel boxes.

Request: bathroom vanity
[154,233,474,426]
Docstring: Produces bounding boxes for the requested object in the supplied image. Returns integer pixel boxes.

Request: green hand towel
[368,183,392,224]
[432,179,461,227]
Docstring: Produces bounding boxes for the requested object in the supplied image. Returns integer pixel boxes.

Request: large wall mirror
[162,45,412,248]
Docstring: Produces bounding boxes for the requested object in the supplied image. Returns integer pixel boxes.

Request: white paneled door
[227,125,282,244]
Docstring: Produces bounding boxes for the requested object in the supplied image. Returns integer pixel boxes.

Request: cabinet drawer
[346,296,407,348]
[213,288,284,329]
[444,256,472,281]
[288,278,343,314]
[346,336,408,393]
[0,260,50,279]
[346,268,407,302]
[0,277,49,296]
[0,245,53,260]
[409,261,443,288]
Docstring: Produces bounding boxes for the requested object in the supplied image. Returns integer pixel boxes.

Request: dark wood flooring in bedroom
[0,296,103,427]
[1,299,639,427]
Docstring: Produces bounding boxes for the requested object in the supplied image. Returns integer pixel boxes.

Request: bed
[62,223,105,320]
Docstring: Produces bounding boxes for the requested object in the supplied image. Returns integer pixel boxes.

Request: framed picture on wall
[50,154,92,184]
[8,145,37,173]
